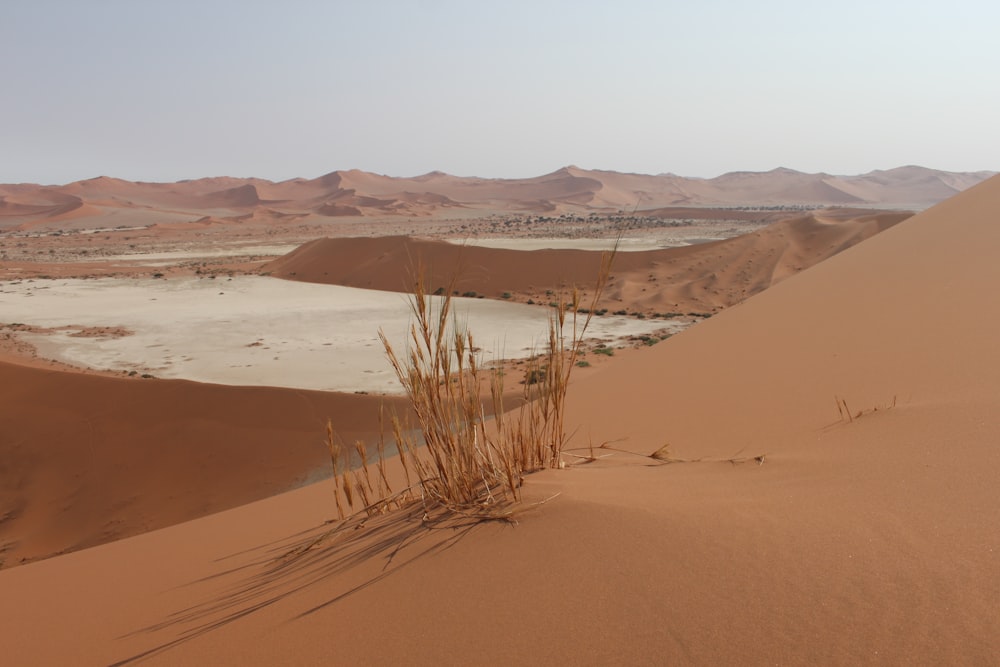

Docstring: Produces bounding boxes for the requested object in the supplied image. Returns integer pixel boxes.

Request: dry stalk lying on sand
[576,441,767,467]
[834,395,898,424]
[326,248,617,522]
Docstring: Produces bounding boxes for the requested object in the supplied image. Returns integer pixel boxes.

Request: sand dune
[193,183,263,209]
[266,209,910,314]
[0,359,411,568]
[0,196,62,217]
[0,166,991,231]
[1,176,998,664]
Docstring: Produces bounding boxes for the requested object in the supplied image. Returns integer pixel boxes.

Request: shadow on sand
[110,504,481,665]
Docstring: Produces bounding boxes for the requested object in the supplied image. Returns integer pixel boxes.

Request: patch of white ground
[0,276,679,393]
[444,236,722,251]
[85,244,302,266]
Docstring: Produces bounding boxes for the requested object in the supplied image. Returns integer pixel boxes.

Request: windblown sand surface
[1,174,998,664]
[0,360,415,567]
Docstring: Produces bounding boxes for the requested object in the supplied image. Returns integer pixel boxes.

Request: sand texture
[1,175,999,664]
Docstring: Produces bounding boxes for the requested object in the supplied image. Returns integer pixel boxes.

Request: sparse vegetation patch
[325,246,617,522]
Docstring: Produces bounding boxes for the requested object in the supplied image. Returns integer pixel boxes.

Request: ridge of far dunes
[0,165,993,232]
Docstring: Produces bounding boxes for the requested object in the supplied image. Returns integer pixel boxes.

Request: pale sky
[3,0,998,184]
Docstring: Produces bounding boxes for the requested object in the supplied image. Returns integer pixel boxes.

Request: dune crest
[1,166,991,231]
[266,209,910,314]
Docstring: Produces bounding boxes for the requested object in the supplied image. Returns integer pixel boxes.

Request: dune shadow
[110,504,480,665]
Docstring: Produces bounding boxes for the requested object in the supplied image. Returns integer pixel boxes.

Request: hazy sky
[3,0,998,184]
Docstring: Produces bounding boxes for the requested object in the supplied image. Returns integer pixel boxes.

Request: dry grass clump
[326,249,616,521]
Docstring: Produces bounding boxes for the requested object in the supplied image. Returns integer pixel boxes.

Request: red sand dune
[0,176,998,664]
[0,361,410,568]
[266,209,910,314]
[1,166,991,231]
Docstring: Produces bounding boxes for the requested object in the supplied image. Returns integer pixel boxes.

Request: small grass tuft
[326,244,618,521]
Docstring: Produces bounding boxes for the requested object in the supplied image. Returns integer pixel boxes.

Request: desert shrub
[524,366,547,385]
[326,248,617,520]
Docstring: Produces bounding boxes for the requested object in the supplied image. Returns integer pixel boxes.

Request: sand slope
[1,176,999,664]
[0,361,410,567]
[266,209,909,314]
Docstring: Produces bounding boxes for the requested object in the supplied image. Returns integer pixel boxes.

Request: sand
[0,173,997,664]
[265,211,910,316]
[446,236,685,251]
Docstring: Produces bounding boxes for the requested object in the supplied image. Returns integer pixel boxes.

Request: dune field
[0,168,997,664]
[0,165,991,236]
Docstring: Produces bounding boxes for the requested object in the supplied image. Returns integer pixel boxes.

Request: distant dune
[0,165,992,231]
